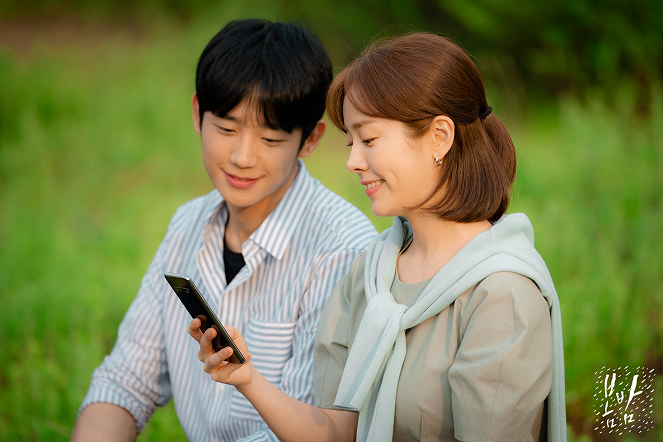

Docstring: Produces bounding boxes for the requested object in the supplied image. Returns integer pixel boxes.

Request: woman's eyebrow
[351,119,375,130]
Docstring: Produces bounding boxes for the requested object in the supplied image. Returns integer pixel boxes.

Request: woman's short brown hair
[326,32,516,223]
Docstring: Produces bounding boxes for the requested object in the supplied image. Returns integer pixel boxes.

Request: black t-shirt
[223,235,246,284]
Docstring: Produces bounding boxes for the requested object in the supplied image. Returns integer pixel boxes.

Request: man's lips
[225,172,260,189]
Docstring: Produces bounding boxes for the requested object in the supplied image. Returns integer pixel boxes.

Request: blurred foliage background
[1,0,662,441]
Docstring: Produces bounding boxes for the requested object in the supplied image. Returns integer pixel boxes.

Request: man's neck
[223,164,299,253]
[224,205,270,253]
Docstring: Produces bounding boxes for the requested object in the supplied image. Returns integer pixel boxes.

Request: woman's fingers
[222,324,250,357]
[188,318,203,342]
[225,324,237,337]
[197,326,218,362]
[204,347,233,372]
[186,321,253,386]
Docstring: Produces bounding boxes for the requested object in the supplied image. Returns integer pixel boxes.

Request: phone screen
[164,273,245,364]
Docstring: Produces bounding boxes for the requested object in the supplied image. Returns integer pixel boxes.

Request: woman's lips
[363,179,385,196]
[225,172,260,189]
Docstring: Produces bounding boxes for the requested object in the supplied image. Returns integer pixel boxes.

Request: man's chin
[218,191,263,211]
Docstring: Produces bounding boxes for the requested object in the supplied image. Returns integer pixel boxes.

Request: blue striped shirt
[80,161,377,441]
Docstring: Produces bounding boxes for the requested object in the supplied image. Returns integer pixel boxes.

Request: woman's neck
[396,211,492,284]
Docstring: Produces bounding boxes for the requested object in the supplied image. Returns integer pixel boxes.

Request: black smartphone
[164,272,246,364]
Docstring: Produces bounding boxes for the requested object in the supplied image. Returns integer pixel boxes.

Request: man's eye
[215,125,233,133]
[264,138,284,144]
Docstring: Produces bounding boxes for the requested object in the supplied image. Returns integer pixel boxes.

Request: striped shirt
[80,161,377,441]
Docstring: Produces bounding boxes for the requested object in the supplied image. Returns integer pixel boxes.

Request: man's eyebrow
[219,114,282,132]
[219,115,242,124]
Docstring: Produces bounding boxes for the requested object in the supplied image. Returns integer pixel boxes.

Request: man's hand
[188,319,253,389]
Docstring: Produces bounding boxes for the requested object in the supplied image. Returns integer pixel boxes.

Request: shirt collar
[204,159,315,260]
[249,160,315,259]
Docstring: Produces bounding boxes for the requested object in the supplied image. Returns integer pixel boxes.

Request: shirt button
[216,383,225,393]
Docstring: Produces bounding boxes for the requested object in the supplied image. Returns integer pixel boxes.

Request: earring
[435,157,443,166]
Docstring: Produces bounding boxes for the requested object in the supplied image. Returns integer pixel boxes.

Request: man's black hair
[196,19,333,145]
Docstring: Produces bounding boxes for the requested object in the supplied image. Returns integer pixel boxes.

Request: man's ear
[430,115,454,164]
[298,120,327,159]
[192,92,202,136]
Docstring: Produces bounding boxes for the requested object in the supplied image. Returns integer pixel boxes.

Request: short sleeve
[449,272,553,442]
[313,253,367,409]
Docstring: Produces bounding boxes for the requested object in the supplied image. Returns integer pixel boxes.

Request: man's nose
[229,135,258,168]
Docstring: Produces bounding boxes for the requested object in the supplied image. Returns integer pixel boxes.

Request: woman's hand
[190,318,357,442]
[188,318,253,388]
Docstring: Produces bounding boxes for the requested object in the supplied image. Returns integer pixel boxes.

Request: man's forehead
[217,101,274,130]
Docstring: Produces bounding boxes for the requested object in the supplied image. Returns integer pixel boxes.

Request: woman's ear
[430,115,454,163]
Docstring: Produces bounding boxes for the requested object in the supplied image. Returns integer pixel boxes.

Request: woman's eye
[346,138,374,146]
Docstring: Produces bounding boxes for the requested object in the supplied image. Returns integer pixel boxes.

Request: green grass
[1,17,661,441]
[509,89,663,437]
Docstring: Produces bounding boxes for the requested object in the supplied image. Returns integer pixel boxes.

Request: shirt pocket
[230,318,297,421]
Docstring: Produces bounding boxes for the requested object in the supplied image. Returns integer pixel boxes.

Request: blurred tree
[431,0,663,106]
[2,0,660,105]
[277,0,663,108]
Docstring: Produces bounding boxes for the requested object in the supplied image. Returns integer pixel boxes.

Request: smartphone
[164,272,245,364]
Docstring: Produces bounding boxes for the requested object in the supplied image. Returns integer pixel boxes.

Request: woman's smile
[362,179,385,195]
[344,97,441,217]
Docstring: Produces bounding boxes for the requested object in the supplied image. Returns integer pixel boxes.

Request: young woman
[189,32,566,442]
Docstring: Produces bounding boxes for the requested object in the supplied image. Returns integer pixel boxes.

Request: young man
[71,19,376,441]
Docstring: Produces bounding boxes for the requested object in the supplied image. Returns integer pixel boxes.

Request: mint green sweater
[333,214,566,442]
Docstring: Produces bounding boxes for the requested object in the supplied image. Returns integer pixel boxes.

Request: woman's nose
[346,144,368,174]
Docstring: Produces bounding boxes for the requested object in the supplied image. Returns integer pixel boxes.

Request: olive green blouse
[313,252,552,442]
